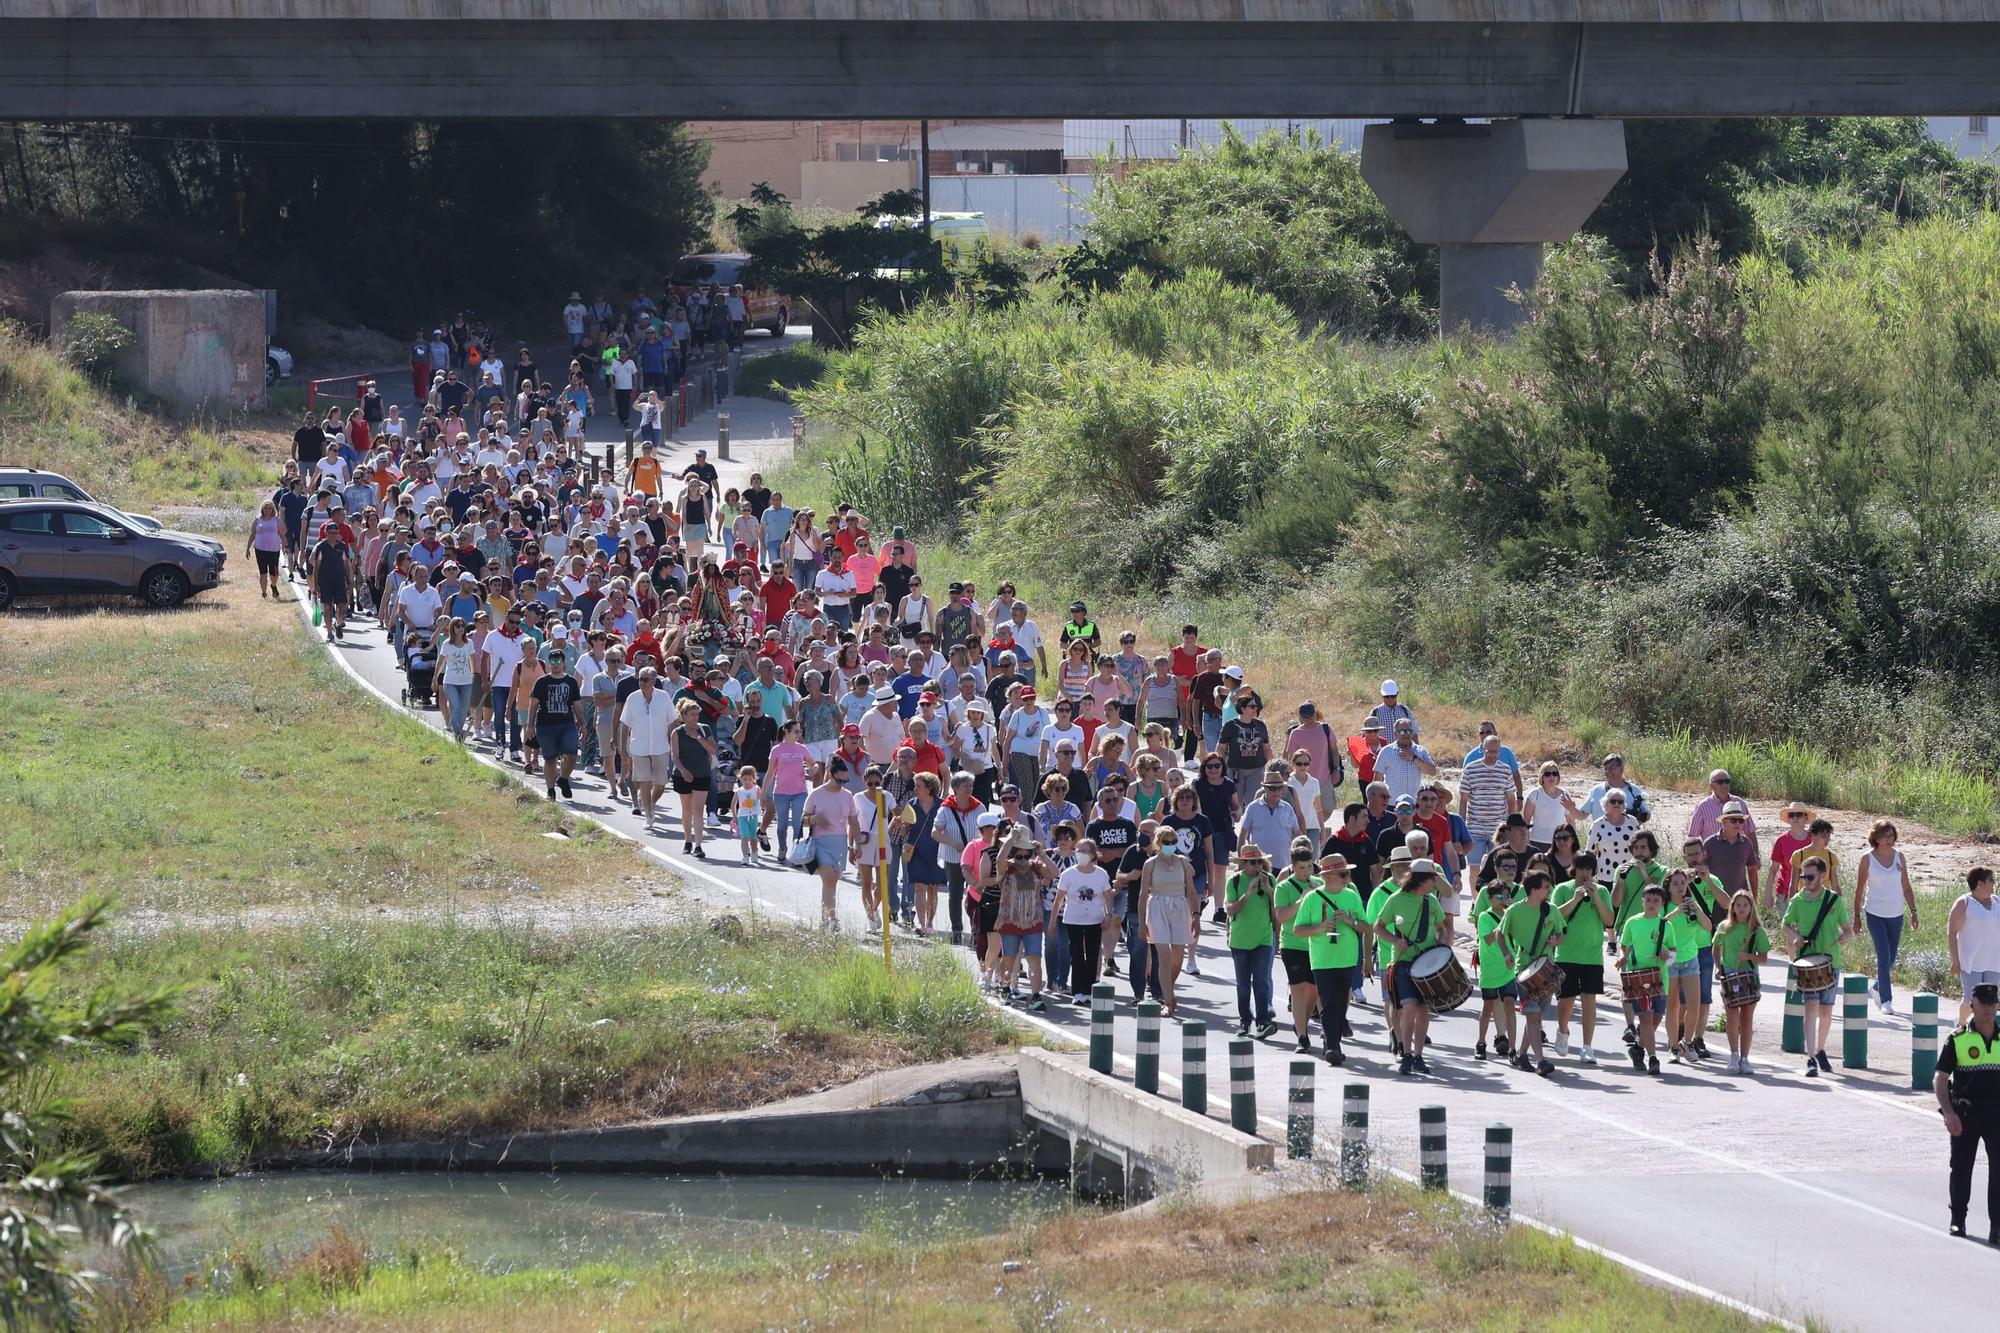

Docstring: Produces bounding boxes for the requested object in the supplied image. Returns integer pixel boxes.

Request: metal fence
[927,173,1097,243]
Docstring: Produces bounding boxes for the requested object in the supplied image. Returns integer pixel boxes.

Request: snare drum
[1792,954,1837,993]
[1720,967,1761,1010]
[1409,946,1473,1013]
[1619,966,1662,1002]
[1517,956,1566,1004]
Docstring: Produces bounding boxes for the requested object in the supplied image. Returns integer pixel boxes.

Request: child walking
[734,765,764,866]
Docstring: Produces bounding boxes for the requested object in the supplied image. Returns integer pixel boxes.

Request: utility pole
[919,118,932,243]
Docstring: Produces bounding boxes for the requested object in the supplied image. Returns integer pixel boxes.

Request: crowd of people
[259,384,2000,1086]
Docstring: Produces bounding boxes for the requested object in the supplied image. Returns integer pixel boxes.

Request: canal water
[121,1171,1070,1279]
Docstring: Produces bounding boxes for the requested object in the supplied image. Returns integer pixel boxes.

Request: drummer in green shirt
[1713,889,1772,1075]
[1552,851,1615,1067]
[1617,882,1675,1075]
[1663,867,1717,1063]
[1372,858,1449,1077]
[1679,838,1730,1063]
[1469,848,1523,925]
[1364,846,1412,1017]
[1782,855,1855,1078]
[1614,832,1666,1044]
[1291,852,1369,1065]
[1473,878,1520,1063]
[1271,841,1323,1055]
[1498,870,1563,1075]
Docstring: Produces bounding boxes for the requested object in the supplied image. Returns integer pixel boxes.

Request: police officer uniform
[1934,982,2000,1242]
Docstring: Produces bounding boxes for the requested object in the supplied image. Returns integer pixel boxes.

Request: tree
[732,187,948,347]
[1,899,177,1330]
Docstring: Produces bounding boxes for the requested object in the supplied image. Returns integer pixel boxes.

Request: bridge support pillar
[1360,118,1627,335]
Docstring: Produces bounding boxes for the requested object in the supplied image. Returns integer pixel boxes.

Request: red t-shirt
[1170,644,1207,680]
[1770,830,1813,897]
[833,524,867,559]
[897,740,948,778]
[760,573,797,625]
[1415,812,1453,863]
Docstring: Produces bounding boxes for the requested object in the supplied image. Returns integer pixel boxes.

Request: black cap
[1975,984,2000,1005]
[1501,813,1530,830]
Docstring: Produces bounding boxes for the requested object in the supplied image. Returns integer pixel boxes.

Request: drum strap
[1311,888,1342,943]
[1528,903,1550,958]
[1801,892,1839,955]
[1416,896,1431,950]
[1655,917,1669,963]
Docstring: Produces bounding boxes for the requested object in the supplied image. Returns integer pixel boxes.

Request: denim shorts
[1519,992,1553,1016]
[1801,984,1838,1007]
[1634,994,1666,1016]
[1000,930,1043,958]
[811,834,849,874]
[1696,945,1716,1005]
[1667,958,1700,981]
[1482,981,1521,1000]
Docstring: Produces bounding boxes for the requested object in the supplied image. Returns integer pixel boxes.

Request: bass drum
[1408,946,1473,1013]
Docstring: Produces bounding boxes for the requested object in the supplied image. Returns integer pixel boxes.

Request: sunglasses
[1203,761,1224,770]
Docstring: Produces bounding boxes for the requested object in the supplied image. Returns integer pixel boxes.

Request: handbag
[786,838,817,869]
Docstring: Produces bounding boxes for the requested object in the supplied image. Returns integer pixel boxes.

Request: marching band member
[1552,850,1613,1065]
[1373,858,1448,1077]
[1714,889,1771,1075]
[1783,855,1855,1078]
[1496,870,1563,1076]
[1617,882,1675,1075]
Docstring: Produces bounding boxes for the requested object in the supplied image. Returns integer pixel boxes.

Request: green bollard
[1843,973,1868,1069]
[1134,999,1162,1094]
[1913,992,1941,1091]
[1089,982,1116,1074]
[1339,1083,1369,1188]
[1228,1037,1258,1135]
[1484,1124,1513,1217]
[1181,1020,1208,1114]
[1782,981,1805,1055]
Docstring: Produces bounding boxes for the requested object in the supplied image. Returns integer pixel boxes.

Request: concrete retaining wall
[50,289,265,412]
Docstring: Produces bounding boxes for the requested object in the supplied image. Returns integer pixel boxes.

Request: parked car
[669,253,790,336]
[0,500,225,610]
[0,466,167,532]
[267,344,295,386]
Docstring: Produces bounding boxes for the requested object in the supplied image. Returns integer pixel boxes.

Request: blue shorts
[1696,945,1716,1005]
[811,834,849,874]
[736,814,759,840]
[1392,965,1423,1007]
[1001,931,1043,959]
[1482,981,1521,1001]
[1635,994,1666,1016]
[539,723,579,758]
[1667,958,1700,981]
[1801,985,1838,1007]
[1519,992,1553,1016]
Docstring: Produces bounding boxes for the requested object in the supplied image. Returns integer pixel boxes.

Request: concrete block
[1017,1047,1274,1191]
[1359,120,1628,247]
[50,289,266,412]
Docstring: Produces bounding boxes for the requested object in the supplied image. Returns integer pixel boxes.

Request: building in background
[1061,118,1378,170]
[1926,116,1996,160]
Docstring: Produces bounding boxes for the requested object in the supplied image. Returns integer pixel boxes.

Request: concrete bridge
[4,3,2000,122]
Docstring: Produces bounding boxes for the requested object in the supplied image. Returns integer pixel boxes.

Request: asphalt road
[289,339,1992,1331]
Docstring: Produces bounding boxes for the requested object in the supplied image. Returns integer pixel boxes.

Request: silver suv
[0,467,161,530]
[0,500,224,610]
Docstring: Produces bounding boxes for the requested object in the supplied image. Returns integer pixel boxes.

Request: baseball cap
[1222,665,1244,680]
[1394,795,1416,812]
[550,624,568,639]
[998,783,1022,799]
[976,812,1001,830]
[1974,984,1999,1005]
[841,724,861,737]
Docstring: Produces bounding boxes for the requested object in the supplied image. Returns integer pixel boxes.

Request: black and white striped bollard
[1090,982,1115,1074]
[1484,1124,1512,1216]
[1339,1083,1369,1188]
[1135,999,1162,1094]
[1228,1037,1257,1134]
[1181,1019,1208,1113]
[1419,1104,1448,1191]
[1287,1059,1314,1159]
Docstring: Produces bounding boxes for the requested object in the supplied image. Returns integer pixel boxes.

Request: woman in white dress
[1139,825,1202,1019]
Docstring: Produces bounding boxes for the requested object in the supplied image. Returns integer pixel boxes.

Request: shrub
[57,311,131,383]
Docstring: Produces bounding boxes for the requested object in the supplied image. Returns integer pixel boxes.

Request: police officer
[1934,981,2000,1243]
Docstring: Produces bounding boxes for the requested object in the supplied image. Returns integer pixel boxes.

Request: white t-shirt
[563,302,587,336]
[1058,863,1112,926]
[1288,775,1323,832]
[815,568,857,608]
[1009,618,1044,662]
[396,582,443,630]
[612,360,638,390]
[618,688,674,755]
[483,627,525,687]
[1043,722,1086,760]
[438,639,476,686]
[954,720,994,773]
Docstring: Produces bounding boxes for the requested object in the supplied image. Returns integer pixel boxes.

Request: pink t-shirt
[768,741,813,797]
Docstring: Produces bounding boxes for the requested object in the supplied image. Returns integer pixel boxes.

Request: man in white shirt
[1008,601,1048,685]
[815,550,858,629]
[611,349,639,429]
[391,561,443,646]
[859,686,906,767]
[562,293,588,349]
[617,666,674,827]
[481,605,528,758]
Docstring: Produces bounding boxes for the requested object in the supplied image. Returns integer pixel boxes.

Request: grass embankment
[0,322,283,511]
[734,342,831,400]
[53,916,1006,1181]
[139,1185,1773,1332]
[0,573,639,916]
[768,435,1997,838]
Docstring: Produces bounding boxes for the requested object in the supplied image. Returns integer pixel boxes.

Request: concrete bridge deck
[5,4,2000,118]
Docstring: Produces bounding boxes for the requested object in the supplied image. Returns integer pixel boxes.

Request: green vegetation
[0,571,637,916]
[733,342,830,400]
[0,321,277,509]
[0,899,176,1330]
[133,1184,1771,1332]
[782,121,2000,834]
[51,916,1007,1181]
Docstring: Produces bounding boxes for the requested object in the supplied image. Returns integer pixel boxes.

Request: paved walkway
[290,340,1993,1331]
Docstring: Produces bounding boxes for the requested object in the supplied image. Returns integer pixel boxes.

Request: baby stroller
[400,630,437,709]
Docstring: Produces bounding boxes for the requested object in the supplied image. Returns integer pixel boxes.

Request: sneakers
[1692,1038,1712,1061]
[1236,1021,1251,1038]
[1816,1049,1834,1073]
[1578,1045,1598,1066]
[1026,994,1047,1013]
[1621,1024,1637,1046]
[558,777,573,799]
[1412,1056,1432,1076]
[1398,1054,1415,1077]
[1186,956,1201,977]
[1556,1031,1570,1058]
[1629,1044,1646,1070]
[1647,1054,1661,1075]
[951,930,964,946]
[1725,1053,1742,1074]
[1325,1049,1345,1067]
[1255,1020,1280,1040]
[1103,960,1120,977]
[1211,908,1228,927]
[1740,1057,1755,1075]
[1537,1058,1555,1077]
[1475,1040,1489,1061]
[1296,1034,1312,1054]
[1881,995,1896,1015]
[1493,1034,1512,1058]
[1805,1058,1819,1078]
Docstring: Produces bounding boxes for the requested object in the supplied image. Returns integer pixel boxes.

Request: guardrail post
[1419,1105,1447,1192]
[1339,1083,1368,1188]
[1286,1059,1314,1160]
[717,412,731,462]
[1843,973,1869,1068]
[1134,999,1161,1094]
[1484,1124,1513,1217]
[1782,982,1805,1054]
[1180,1020,1207,1115]
[1227,1038,1257,1135]
[1913,991,1940,1091]
[1089,982,1115,1075]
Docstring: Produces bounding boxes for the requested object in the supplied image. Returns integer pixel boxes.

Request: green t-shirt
[1615,861,1666,932]
[1685,874,1727,935]
[1552,879,1613,965]
[1499,898,1561,966]
[1273,874,1315,952]
[1469,880,1519,924]
[1293,884,1367,971]
[1783,888,1850,967]
[1366,883,1397,969]
[1475,908,1517,989]
[1224,872,1276,951]
[1376,887,1439,964]
[1668,898,1712,956]
[1713,920,1771,972]
[1620,913,1674,972]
